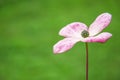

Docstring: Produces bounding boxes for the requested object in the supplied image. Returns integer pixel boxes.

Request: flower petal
[89,13,112,36]
[53,38,80,54]
[83,32,112,43]
[59,22,88,38]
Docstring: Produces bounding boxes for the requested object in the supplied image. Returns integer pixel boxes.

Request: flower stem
[85,43,88,80]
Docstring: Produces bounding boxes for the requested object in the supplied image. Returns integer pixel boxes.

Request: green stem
[85,43,88,80]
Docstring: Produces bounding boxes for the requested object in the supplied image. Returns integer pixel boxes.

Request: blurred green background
[0,0,119,80]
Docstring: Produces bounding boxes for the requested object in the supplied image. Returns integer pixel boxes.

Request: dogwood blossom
[53,13,112,54]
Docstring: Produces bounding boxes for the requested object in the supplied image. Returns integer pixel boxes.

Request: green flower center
[81,30,89,38]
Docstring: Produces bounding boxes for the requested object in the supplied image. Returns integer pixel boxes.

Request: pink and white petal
[59,22,88,38]
[53,38,80,54]
[89,13,112,36]
[83,32,112,43]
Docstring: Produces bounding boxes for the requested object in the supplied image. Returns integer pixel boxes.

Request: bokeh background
[0,0,119,80]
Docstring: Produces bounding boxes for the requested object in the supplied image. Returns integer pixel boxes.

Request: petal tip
[101,12,112,20]
[53,45,61,54]
[53,48,62,54]
[103,12,112,15]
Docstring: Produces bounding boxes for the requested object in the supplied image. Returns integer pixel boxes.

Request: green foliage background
[0,0,119,80]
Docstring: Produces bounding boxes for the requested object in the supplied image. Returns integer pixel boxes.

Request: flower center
[81,30,89,38]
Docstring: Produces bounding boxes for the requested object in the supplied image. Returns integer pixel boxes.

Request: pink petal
[53,38,80,54]
[83,32,112,43]
[89,13,112,36]
[59,22,88,38]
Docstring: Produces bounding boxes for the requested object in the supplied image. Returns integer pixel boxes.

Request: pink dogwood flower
[53,13,112,54]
